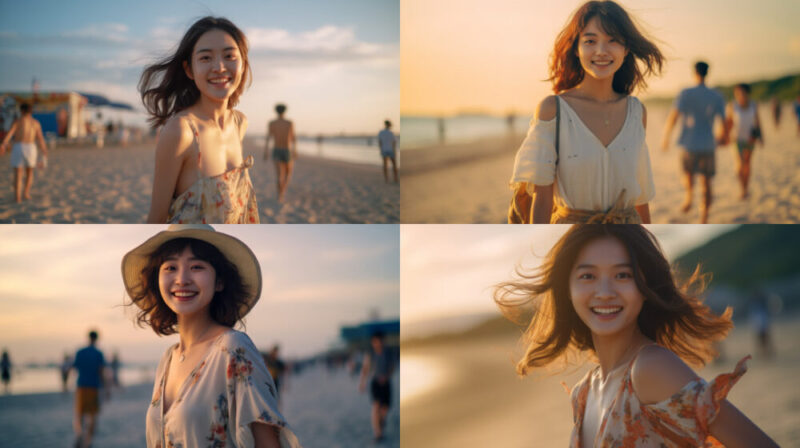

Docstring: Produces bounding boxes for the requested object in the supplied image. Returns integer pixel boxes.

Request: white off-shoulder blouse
[510,96,655,212]
[146,329,301,448]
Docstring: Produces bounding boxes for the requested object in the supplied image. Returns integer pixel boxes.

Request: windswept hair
[494,225,732,376]
[139,16,252,128]
[127,238,251,336]
[549,1,664,95]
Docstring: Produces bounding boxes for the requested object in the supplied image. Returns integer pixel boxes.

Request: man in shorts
[378,120,398,183]
[359,331,395,442]
[72,330,106,448]
[661,61,726,223]
[0,103,49,203]
[266,103,297,203]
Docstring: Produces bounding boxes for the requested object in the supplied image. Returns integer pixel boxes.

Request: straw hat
[121,224,261,316]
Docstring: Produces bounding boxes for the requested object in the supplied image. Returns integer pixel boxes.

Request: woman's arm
[532,184,554,224]
[146,117,192,223]
[635,204,650,224]
[709,400,778,448]
[251,422,281,448]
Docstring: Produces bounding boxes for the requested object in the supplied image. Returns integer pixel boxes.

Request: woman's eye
[191,264,206,270]
[161,265,176,272]
[578,273,594,280]
[616,272,633,279]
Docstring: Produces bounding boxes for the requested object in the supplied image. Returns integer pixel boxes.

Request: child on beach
[140,17,259,224]
[494,225,778,447]
[122,224,300,447]
[724,83,764,199]
[509,1,662,224]
[0,103,49,203]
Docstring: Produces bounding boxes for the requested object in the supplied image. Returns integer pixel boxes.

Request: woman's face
[576,16,628,81]
[184,29,243,103]
[158,246,222,318]
[569,237,644,338]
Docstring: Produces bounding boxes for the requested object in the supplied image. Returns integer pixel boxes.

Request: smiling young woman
[139,17,259,224]
[122,224,301,448]
[509,1,664,224]
[494,224,779,447]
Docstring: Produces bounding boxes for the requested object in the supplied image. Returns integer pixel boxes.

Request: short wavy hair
[495,225,732,376]
[127,238,251,335]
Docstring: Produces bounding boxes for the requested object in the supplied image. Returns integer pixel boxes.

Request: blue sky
[0,0,399,134]
[0,224,400,363]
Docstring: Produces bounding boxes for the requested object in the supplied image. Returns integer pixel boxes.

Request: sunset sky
[401,224,737,337]
[0,225,399,364]
[401,0,800,116]
[0,0,399,134]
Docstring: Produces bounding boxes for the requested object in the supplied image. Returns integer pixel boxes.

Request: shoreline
[400,104,800,223]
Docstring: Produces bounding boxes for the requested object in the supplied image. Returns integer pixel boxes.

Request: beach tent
[0,91,88,138]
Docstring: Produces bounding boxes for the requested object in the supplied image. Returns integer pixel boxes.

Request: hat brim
[121,225,261,318]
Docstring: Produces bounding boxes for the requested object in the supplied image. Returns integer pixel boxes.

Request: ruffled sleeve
[509,117,558,193]
[640,356,749,446]
[223,332,302,448]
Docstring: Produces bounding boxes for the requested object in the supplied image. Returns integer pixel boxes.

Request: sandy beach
[0,365,399,448]
[401,103,800,223]
[400,315,800,448]
[0,139,399,223]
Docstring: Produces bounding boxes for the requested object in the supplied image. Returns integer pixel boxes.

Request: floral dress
[166,115,260,224]
[146,330,300,448]
[567,352,749,448]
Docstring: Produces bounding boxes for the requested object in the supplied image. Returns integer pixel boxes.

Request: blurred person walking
[359,331,395,442]
[661,61,727,223]
[266,103,297,203]
[72,330,107,448]
[378,120,398,183]
[0,103,49,203]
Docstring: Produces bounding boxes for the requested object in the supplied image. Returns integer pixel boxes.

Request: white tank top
[733,101,757,142]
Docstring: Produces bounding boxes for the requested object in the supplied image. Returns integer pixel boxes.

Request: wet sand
[0,365,399,448]
[0,140,399,223]
[401,104,800,223]
[400,316,800,447]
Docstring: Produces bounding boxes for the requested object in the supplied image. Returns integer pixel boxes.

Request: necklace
[177,327,215,363]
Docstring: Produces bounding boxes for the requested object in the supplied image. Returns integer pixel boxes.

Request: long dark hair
[494,225,732,376]
[128,237,251,335]
[139,16,252,128]
[549,1,664,95]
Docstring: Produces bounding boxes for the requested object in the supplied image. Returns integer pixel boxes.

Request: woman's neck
[176,312,223,350]
[572,76,621,103]
[591,326,650,380]
[192,95,231,129]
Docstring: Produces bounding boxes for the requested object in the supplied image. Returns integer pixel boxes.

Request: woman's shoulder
[159,113,196,146]
[631,344,698,404]
[218,328,258,352]
[535,95,559,121]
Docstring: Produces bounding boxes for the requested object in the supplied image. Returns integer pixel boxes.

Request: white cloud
[62,23,131,44]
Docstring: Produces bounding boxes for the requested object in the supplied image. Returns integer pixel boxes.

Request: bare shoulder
[157,114,195,156]
[233,109,248,134]
[535,95,559,121]
[631,344,698,404]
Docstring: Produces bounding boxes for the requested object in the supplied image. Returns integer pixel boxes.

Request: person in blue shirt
[72,330,106,448]
[661,61,727,223]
